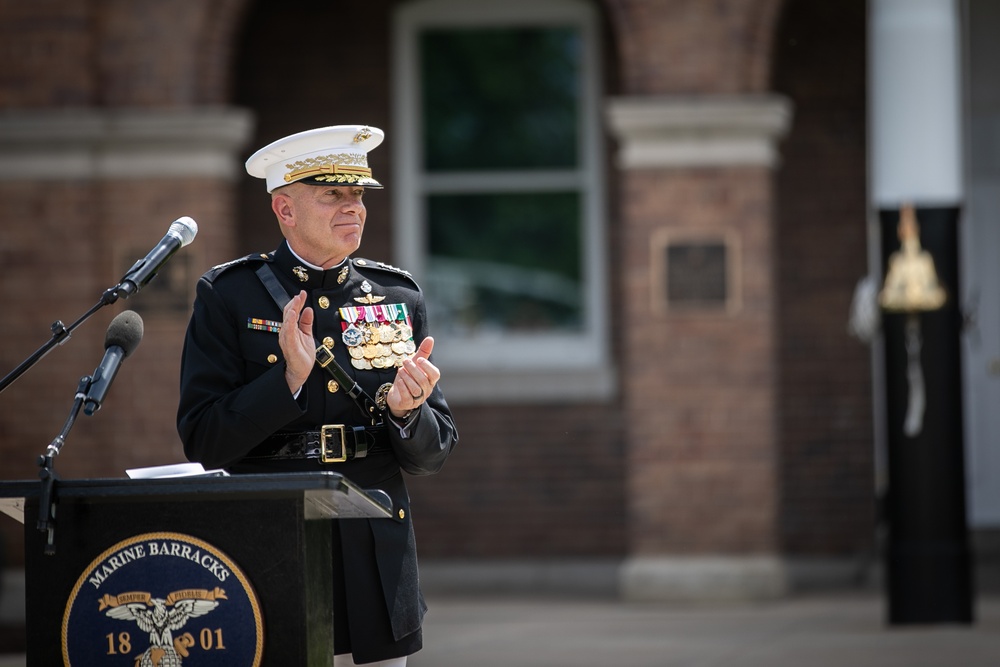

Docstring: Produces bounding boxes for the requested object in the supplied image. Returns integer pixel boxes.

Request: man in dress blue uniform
[177,125,458,666]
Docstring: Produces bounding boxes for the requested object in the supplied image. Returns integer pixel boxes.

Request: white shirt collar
[286,242,349,272]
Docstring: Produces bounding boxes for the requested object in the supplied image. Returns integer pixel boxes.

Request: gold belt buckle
[320,424,347,463]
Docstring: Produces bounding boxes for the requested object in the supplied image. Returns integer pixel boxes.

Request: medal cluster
[340,304,416,370]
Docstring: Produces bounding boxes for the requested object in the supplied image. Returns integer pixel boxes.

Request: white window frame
[391,0,613,403]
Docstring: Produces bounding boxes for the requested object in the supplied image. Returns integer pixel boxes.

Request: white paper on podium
[125,462,229,479]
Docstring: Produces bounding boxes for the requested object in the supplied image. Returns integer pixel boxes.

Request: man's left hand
[387,337,439,418]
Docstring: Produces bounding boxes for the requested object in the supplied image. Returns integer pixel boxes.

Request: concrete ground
[408,593,1000,667]
[1,593,997,666]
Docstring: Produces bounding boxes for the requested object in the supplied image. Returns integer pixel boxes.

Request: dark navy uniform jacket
[176,240,458,663]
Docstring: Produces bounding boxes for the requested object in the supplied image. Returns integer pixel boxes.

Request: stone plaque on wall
[651,230,740,314]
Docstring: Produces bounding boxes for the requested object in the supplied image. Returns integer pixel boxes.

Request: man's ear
[272,191,295,228]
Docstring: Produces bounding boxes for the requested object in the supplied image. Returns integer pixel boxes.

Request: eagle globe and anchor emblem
[62,532,264,667]
[100,588,227,667]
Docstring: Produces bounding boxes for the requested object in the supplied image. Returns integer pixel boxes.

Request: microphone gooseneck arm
[0,297,112,395]
[37,374,93,556]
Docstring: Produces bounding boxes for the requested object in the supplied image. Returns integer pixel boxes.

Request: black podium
[0,472,391,666]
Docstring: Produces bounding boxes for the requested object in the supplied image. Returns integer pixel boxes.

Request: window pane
[426,192,582,333]
[420,26,580,170]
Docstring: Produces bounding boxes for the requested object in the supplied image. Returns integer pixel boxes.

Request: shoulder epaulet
[352,258,414,278]
[208,252,273,276]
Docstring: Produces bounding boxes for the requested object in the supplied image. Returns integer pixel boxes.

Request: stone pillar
[607,95,792,601]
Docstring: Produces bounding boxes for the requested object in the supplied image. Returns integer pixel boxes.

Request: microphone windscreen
[169,216,198,247]
[105,310,144,357]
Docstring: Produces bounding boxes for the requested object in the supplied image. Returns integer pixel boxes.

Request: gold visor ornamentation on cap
[283,153,372,184]
[310,173,379,186]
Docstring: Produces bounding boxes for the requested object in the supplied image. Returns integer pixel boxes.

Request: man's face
[275,183,367,268]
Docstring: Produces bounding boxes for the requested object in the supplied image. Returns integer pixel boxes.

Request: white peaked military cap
[245,125,384,193]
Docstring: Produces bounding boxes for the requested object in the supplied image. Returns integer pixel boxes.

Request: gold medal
[351,358,371,370]
[349,346,365,359]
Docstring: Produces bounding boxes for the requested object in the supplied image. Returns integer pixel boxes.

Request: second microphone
[83,310,144,416]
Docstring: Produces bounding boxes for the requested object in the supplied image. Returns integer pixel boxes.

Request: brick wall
[410,403,627,558]
[0,1,95,106]
[772,0,876,555]
[605,0,783,94]
[0,181,102,565]
[0,0,245,108]
[620,167,781,554]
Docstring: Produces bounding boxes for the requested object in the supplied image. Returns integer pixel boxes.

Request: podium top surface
[0,471,392,523]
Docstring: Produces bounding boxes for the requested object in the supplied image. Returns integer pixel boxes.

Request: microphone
[83,310,144,416]
[115,216,198,299]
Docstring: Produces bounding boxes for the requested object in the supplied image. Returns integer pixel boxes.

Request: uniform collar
[272,241,351,290]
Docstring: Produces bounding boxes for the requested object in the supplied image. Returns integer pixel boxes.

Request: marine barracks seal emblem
[62,532,263,667]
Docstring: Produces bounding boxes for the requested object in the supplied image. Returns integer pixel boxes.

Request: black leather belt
[245,425,390,464]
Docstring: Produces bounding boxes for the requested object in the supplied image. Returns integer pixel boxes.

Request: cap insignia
[354,127,373,143]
